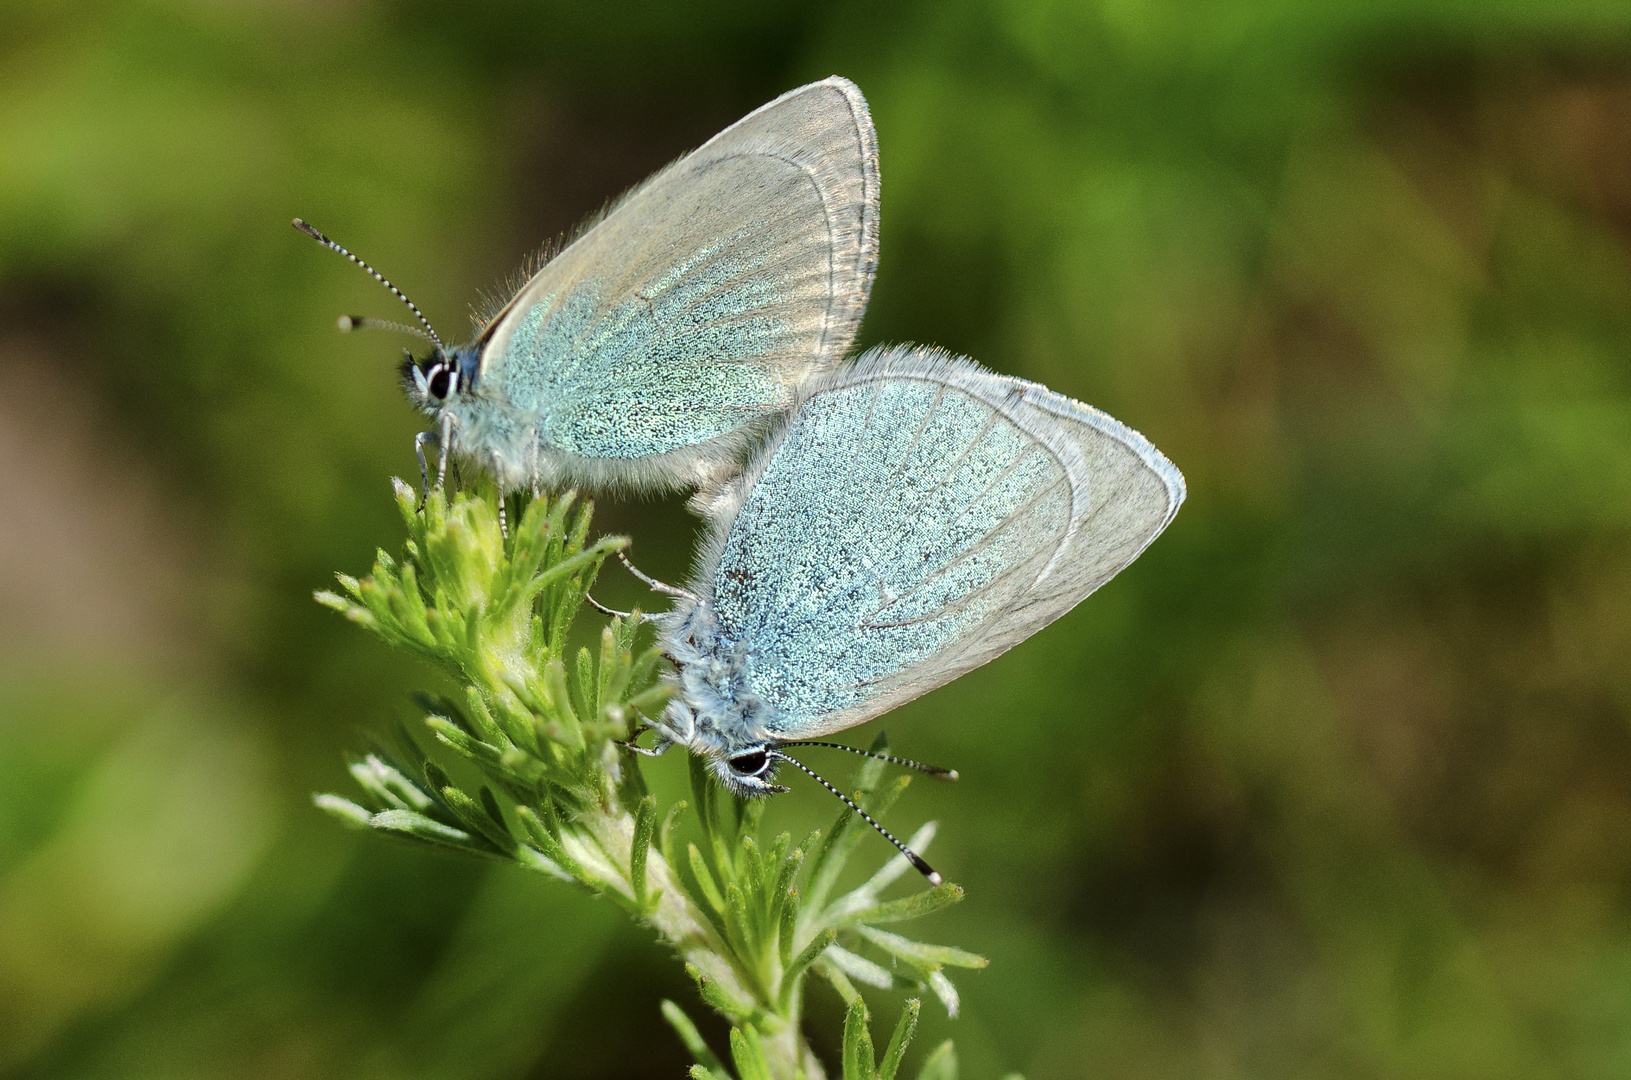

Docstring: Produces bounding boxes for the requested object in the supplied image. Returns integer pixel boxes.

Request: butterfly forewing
[693,346,1185,740]
[478,77,879,483]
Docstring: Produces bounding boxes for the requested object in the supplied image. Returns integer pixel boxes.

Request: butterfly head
[402,344,481,414]
[658,691,789,798]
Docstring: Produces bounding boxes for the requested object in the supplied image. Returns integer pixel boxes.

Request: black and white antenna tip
[768,749,944,884]
[779,739,960,781]
[291,218,445,349]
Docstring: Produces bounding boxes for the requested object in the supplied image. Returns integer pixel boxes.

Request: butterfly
[297,77,879,500]
[639,345,1186,881]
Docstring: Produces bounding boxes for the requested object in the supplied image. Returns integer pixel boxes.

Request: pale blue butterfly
[296,77,879,498]
[638,345,1186,881]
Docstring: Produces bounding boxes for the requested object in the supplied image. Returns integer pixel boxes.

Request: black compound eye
[728,750,770,777]
[427,366,452,400]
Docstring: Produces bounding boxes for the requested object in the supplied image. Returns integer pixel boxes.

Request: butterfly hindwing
[692,346,1185,739]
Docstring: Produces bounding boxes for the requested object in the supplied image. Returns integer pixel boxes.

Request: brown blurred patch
[1375,55,1631,256]
[0,286,195,669]
[484,82,750,300]
[1311,576,1631,926]
[1482,65,1631,248]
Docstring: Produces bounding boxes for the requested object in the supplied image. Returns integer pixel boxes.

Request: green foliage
[316,484,989,1079]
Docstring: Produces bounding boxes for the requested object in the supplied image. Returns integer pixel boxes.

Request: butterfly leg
[617,724,673,757]
[617,550,699,602]
[526,430,542,502]
[585,594,629,618]
[584,593,661,624]
[413,430,436,509]
[435,410,454,489]
[490,454,513,541]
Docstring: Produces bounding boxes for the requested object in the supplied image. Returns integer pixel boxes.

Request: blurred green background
[5,1,1631,1076]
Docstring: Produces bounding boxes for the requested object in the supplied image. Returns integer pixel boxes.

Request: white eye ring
[426,363,459,401]
[727,747,772,778]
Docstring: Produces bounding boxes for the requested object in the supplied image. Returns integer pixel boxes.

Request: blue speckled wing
[477,77,879,489]
[694,346,1186,740]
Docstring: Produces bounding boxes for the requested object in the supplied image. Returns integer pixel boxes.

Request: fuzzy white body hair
[423,390,768,497]
[652,599,782,791]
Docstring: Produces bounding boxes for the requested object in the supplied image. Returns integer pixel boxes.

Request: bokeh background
[5,1,1631,1076]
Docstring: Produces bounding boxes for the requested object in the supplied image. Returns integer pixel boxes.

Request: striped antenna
[337,314,438,344]
[292,219,444,351]
[768,750,943,885]
[779,740,959,780]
